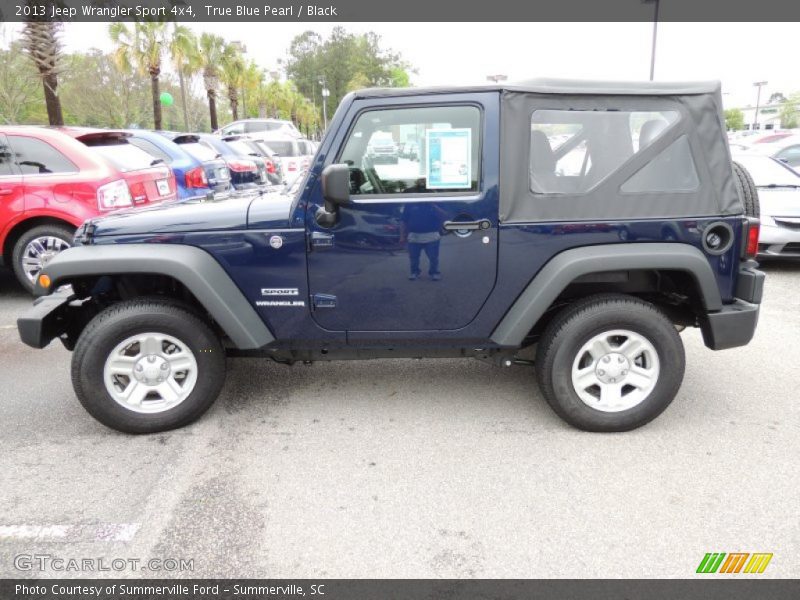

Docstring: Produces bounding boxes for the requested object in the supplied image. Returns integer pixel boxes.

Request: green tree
[196,33,225,130]
[109,21,169,130]
[169,24,200,131]
[21,21,65,125]
[285,27,411,122]
[780,93,799,129]
[220,42,246,121]
[724,108,745,131]
[0,40,45,124]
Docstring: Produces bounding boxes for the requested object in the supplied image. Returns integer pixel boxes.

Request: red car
[0,127,176,291]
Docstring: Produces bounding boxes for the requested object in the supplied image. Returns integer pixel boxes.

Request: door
[306,95,500,333]
[0,134,24,235]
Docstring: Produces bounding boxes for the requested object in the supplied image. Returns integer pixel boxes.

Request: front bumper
[699,265,765,350]
[17,290,74,349]
[757,220,800,258]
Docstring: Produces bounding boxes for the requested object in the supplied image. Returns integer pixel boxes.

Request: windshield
[734,155,800,187]
[263,140,301,157]
[88,142,159,171]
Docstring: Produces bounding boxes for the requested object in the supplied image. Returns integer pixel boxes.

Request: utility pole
[649,0,659,80]
[319,77,329,131]
[753,81,768,131]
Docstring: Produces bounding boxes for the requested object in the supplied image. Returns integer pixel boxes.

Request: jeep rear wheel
[71,300,226,434]
[535,294,685,432]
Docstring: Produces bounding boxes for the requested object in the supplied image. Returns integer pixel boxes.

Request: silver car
[733,152,800,258]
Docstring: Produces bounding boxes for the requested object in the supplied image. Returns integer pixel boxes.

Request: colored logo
[696,552,773,574]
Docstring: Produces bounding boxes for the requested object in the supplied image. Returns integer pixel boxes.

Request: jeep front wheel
[535,294,685,432]
[71,300,226,434]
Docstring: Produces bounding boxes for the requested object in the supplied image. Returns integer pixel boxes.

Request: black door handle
[443,219,491,231]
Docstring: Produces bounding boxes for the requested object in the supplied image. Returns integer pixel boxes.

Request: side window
[529,109,678,194]
[222,123,245,135]
[339,105,481,195]
[0,136,17,176]
[128,138,172,164]
[9,135,78,175]
[777,145,800,167]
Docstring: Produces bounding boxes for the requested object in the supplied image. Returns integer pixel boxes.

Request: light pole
[642,0,659,80]
[486,74,507,84]
[753,81,768,131]
[320,82,330,131]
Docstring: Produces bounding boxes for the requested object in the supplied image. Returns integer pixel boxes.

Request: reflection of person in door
[400,200,447,281]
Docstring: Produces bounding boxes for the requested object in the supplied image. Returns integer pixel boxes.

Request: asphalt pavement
[0,263,798,578]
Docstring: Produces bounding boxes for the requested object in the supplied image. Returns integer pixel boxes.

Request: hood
[89,188,294,238]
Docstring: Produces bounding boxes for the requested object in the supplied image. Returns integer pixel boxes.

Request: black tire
[733,161,760,218]
[71,299,226,434]
[11,223,75,293]
[535,294,685,432]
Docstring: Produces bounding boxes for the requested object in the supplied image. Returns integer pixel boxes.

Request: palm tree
[196,33,225,131]
[169,24,200,131]
[220,43,245,121]
[109,21,169,130]
[21,21,64,125]
[240,61,263,119]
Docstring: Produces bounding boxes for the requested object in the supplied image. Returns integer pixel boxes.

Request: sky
[3,21,798,109]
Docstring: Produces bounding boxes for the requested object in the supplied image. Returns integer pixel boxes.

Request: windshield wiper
[150,158,165,166]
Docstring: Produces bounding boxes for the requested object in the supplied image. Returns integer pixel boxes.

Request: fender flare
[37,244,274,350]
[490,243,723,347]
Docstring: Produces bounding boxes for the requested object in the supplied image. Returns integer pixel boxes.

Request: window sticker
[425,128,472,189]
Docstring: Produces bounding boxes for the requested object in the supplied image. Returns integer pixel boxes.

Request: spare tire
[733,161,760,217]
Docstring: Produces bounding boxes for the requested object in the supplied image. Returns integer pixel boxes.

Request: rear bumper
[17,290,73,349]
[700,266,765,350]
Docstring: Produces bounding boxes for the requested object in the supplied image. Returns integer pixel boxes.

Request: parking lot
[0,262,798,579]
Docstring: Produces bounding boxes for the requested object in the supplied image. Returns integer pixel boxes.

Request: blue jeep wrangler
[18,79,765,434]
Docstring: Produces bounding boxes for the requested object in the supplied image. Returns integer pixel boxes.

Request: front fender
[490,243,724,347]
[35,244,274,350]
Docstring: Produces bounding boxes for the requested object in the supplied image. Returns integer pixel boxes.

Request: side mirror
[321,163,351,208]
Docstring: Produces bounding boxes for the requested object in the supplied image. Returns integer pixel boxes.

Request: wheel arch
[2,216,78,263]
[37,244,274,350]
[490,243,723,347]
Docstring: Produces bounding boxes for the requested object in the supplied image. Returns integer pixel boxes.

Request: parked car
[59,128,177,206]
[260,136,312,186]
[399,141,419,160]
[171,133,263,191]
[216,118,302,140]
[747,134,800,170]
[20,79,764,435]
[732,152,800,258]
[125,129,231,199]
[220,135,283,186]
[0,126,171,292]
[365,131,399,164]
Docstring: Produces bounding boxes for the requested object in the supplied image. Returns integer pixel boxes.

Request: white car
[745,134,800,171]
[259,136,315,186]
[216,119,302,140]
[733,152,800,258]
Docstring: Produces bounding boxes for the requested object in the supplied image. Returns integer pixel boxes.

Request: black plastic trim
[491,243,724,347]
[700,299,760,350]
[32,244,274,350]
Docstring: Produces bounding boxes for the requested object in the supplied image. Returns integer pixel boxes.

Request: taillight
[265,159,276,174]
[744,219,760,259]
[287,161,297,172]
[97,179,132,211]
[129,181,147,203]
[227,159,257,173]
[185,167,208,188]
